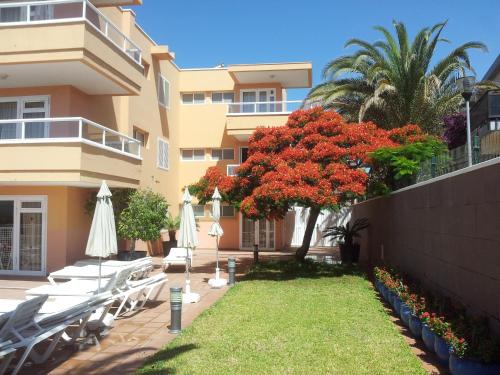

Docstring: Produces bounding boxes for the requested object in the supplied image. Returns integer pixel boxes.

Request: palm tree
[307,21,489,134]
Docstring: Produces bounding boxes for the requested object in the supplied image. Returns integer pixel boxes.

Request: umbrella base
[182,292,200,304]
[208,277,227,288]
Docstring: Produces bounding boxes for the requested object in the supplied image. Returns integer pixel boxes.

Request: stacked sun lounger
[0,258,167,374]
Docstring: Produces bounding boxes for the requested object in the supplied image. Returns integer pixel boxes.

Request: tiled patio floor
[1,249,294,375]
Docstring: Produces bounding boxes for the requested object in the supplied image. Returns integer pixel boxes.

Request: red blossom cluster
[191,108,424,219]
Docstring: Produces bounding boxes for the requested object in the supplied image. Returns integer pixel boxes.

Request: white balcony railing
[0,0,142,65]
[227,100,303,115]
[227,164,240,176]
[0,117,141,159]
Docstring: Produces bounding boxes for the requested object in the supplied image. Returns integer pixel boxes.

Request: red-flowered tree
[191,108,426,260]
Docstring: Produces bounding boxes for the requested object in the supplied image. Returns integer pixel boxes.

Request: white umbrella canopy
[208,187,224,237]
[178,188,199,249]
[208,187,226,288]
[85,181,117,293]
[178,188,200,303]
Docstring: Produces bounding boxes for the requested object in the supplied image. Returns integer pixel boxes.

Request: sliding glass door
[0,197,46,275]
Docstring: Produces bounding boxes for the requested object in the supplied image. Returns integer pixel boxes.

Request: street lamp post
[457,75,476,167]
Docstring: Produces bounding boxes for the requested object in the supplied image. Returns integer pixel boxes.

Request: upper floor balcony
[0,117,142,187]
[226,100,302,141]
[0,0,144,95]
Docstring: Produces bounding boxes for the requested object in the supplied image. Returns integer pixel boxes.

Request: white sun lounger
[162,248,193,270]
[0,293,113,375]
[73,257,153,280]
[112,273,168,318]
[26,266,135,298]
[0,346,15,375]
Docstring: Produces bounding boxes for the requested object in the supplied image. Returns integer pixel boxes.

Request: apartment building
[0,0,312,276]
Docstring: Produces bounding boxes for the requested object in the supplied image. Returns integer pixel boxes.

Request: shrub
[117,190,169,250]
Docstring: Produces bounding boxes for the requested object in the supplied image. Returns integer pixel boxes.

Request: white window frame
[192,204,205,217]
[158,75,170,108]
[227,164,239,176]
[0,195,48,276]
[211,148,235,161]
[239,146,249,163]
[0,95,50,138]
[133,128,148,147]
[181,92,205,105]
[157,138,169,170]
[211,92,235,104]
[181,148,206,161]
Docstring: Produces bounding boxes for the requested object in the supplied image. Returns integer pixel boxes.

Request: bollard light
[228,257,236,286]
[169,287,183,334]
[253,244,259,263]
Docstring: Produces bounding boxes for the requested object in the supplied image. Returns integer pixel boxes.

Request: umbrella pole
[215,236,219,280]
[185,249,191,295]
[98,256,102,294]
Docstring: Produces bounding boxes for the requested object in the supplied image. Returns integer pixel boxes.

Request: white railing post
[25,5,30,23]
[20,121,25,140]
[121,138,125,152]
[78,118,83,138]
[138,143,141,158]
[102,128,106,146]
[104,20,109,38]
[82,0,87,20]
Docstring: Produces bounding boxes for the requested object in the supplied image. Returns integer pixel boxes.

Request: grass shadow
[139,343,199,374]
[241,259,366,282]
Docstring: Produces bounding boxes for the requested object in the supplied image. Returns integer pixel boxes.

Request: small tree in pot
[323,218,369,264]
[117,190,169,259]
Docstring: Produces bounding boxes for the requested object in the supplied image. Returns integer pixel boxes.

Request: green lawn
[138,261,425,375]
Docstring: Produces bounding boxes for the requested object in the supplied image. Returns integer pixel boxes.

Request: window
[157,138,169,170]
[192,205,205,217]
[142,60,150,79]
[211,148,235,161]
[221,206,235,217]
[158,75,170,108]
[181,93,205,104]
[240,147,249,163]
[0,96,50,140]
[212,92,234,103]
[181,149,205,161]
[133,128,148,147]
[227,164,239,176]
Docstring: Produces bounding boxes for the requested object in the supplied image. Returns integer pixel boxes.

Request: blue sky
[132,0,500,100]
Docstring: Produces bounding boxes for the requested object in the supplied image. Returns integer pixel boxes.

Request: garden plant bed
[138,261,425,374]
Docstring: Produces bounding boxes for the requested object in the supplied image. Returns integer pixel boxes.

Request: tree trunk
[129,239,136,252]
[295,207,321,261]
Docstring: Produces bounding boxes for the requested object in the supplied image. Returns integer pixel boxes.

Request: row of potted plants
[374,267,500,375]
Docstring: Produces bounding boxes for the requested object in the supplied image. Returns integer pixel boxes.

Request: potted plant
[447,318,500,375]
[323,218,369,264]
[163,213,180,256]
[420,312,438,352]
[117,190,169,260]
[406,294,426,338]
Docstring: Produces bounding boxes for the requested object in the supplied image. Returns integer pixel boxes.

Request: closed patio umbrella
[85,181,117,293]
[208,187,226,288]
[178,187,200,303]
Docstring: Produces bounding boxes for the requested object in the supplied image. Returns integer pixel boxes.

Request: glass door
[240,215,275,250]
[22,99,49,139]
[0,201,14,271]
[0,197,46,275]
[242,91,256,113]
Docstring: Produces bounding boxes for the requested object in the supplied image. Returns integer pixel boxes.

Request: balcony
[0,117,142,187]
[0,0,143,95]
[226,100,301,141]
